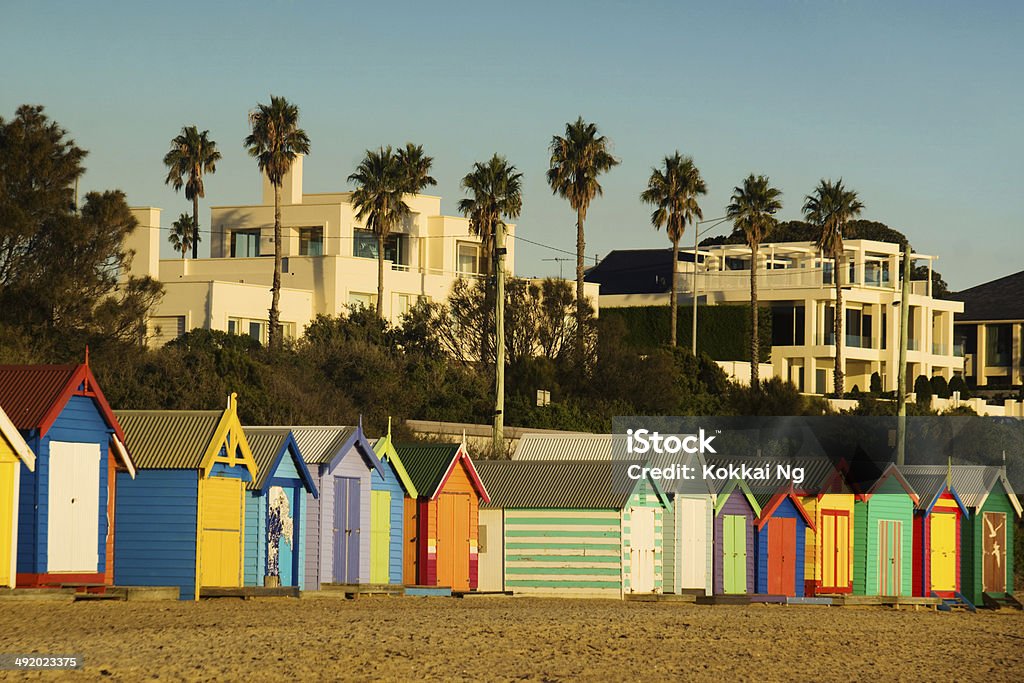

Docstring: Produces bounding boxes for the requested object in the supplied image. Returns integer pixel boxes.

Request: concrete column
[977,324,988,386]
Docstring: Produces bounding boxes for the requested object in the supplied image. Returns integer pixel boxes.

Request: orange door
[767,517,797,596]
[436,493,470,591]
[403,497,418,584]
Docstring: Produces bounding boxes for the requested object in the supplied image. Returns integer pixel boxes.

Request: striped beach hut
[369,420,418,586]
[242,428,318,589]
[706,464,761,595]
[476,459,671,597]
[291,425,383,589]
[0,363,135,589]
[852,464,918,597]
[1,405,35,588]
[751,467,816,598]
[800,461,856,595]
[898,465,970,598]
[114,395,258,600]
[953,465,1021,606]
[397,442,489,592]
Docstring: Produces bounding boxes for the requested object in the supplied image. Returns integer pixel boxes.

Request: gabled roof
[242,427,318,496]
[476,459,669,510]
[395,442,489,502]
[371,418,418,498]
[945,465,1022,517]
[712,477,762,517]
[859,463,920,504]
[0,404,35,471]
[290,425,383,476]
[897,465,970,516]
[950,269,1024,322]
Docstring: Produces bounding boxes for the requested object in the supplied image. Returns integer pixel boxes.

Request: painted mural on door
[982,511,1006,593]
[723,515,747,594]
[333,477,360,583]
[878,520,902,597]
[930,511,957,592]
[267,486,295,586]
[47,442,101,573]
[629,506,656,593]
[767,517,796,596]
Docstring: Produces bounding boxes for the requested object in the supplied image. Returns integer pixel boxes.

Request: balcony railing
[953,342,965,357]
[932,342,949,356]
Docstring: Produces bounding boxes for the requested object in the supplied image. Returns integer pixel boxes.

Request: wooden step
[933,591,976,612]
[982,593,1023,610]
[200,586,300,599]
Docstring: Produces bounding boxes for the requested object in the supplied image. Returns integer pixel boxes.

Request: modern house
[951,269,1024,388]
[124,156,517,345]
[587,240,964,394]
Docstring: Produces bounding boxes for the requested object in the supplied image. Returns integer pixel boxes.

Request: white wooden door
[629,507,656,593]
[678,497,707,590]
[47,442,101,573]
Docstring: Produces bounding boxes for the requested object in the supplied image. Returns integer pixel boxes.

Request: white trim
[0,407,34,471]
[111,435,136,479]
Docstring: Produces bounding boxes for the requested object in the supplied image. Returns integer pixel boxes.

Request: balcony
[932,342,949,356]
[953,342,965,357]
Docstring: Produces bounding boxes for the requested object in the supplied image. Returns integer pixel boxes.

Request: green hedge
[601,304,772,362]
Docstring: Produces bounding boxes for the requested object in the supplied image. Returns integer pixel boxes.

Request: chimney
[125,207,162,280]
[261,154,304,206]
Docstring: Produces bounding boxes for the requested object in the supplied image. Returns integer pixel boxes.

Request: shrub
[914,375,933,407]
[930,374,950,399]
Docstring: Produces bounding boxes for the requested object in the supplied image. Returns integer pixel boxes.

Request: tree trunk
[268,184,282,350]
[750,243,759,388]
[480,220,494,363]
[575,206,586,353]
[192,193,200,260]
[377,232,386,319]
[670,236,679,347]
[833,253,844,396]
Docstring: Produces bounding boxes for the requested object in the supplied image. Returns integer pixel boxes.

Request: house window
[457,242,481,275]
[349,292,377,310]
[395,293,413,316]
[147,316,185,346]
[299,227,324,256]
[227,317,272,345]
[986,323,1012,367]
[231,229,261,258]
[353,229,409,267]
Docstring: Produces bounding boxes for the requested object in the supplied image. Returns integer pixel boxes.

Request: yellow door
[930,512,956,591]
[0,459,15,587]
[199,477,244,588]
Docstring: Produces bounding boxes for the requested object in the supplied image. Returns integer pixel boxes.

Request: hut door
[437,493,471,591]
[199,477,244,588]
[629,507,657,593]
[268,486,298,587]
[0,459,14,587]
[930,512,957,592]
[679,497,707,590]
[333,477,360,583]
[370,490,391,584]
[767,517,796,596]
[982,512,1006,593]
[820,510,850,591]
[878,520,902,597]
[47,442,101,573]
[722,515,747,594]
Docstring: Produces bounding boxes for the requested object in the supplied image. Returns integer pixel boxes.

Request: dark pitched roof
[290,426,357,465]
[476,459,652,509]
[951,269,1024,322]
[0,364,80,430]
[115,410,222,469]
[242,427,318,495]
[584,249,693,295]
[395,443,463,496]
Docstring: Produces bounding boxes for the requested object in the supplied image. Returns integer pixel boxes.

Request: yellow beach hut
[1,405,35,588]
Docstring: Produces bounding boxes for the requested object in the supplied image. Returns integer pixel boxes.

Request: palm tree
[244,96,310,350]
[397,143,437,196]
[640,153,706,347]
[803,178,864,396]
[547,117,619,341]
[726,174,783,387]
[168,213,199,259]
[163,126,220,259]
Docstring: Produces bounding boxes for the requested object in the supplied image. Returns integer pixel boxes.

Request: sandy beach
[1,596,1022,681]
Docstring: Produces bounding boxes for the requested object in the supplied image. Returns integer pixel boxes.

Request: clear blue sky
[2,1,1021,290]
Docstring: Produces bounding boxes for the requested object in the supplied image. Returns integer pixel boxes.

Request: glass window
[299,227,324,256]
[349,292,376,309]
[230,229,260,258]
[353,229,408,266]
[248,321,265,344]
[227,318,238,335]
[458,242,481,275]
[986,323,1012,366]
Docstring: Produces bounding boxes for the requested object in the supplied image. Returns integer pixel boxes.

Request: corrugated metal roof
[115,410,221,469]
[0,364,81,429]
[394,443,462,495]
[242,427,293,491]
[476,460,640,509]
[291,426,356,465]
[702,456,839,502]
[513,434,629,460]
[899,464,1015,511]
[898,465,958,510]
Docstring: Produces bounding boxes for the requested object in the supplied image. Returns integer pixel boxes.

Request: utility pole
[692,223,699,355]
[493,222,507,456]
[896,242,911,466]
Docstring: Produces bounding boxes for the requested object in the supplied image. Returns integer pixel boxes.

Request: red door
[767,517,797,596]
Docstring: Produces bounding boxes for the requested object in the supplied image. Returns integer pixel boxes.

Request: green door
[370,490,391,584]
[723,515,747,594]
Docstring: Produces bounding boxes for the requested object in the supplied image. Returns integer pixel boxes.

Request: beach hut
[0,363,134,589]
[242,427,318,589]
[953,465,1021,606]
[291,425,383,590]
[751,470,816,598]
[898,465,970,599]
[800,462,856,595]
[368,420,418,586]
[706,463,761,595]
[852,464,919,597]
[397,442,490,592]
[0,405,35,588]
[475,459,671,597]
[114,395,258,600]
